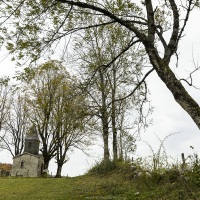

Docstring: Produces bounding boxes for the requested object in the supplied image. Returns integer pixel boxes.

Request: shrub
[88,160,117,174]
[184,151,200,186]
[164,168,181,183]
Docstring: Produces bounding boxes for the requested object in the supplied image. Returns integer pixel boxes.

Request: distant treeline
[0,163,12,176]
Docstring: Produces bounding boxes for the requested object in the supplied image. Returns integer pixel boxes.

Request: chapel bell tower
[24,125,40,155]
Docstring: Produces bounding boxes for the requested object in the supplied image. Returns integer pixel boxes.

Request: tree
[58,0,200,128]
[0,77,13,153]
[0,89,29,157]
[2,1,200,130]
[74,16,148,162]
[19,60,88,174]
[53,0,200,129]
[0,77,10,131]
[52,75,88,178]
[19,60,70,169]
[0,163,12,176]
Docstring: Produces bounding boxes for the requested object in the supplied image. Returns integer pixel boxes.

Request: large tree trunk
[55,163,63,178]
[147,47,200,129]
[55,143,68,178]
[43,158,50,170]
[57,0,200,130]
[42,151,51,170]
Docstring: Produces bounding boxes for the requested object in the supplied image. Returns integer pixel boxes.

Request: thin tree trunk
[99,69,110,162]
[111,66,118,162]
[112,100,118,161]
[119,129,123,161]
[102,116,110,161]
[118,113,125,161]
[112,124,118,161]
[102,131,109,161]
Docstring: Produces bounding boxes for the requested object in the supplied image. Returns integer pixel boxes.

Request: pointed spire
[26,125,39,140]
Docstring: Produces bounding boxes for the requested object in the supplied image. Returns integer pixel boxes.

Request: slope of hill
[0,162,200,200]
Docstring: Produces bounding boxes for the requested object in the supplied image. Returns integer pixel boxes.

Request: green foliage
[88,160,117,174]
[0,163,12,177]
[164,168,181,183]
[184,148,200,186]
[16,60,89,173]
[1,0,145,65]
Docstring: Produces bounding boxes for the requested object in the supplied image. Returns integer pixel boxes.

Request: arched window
[21,161,24,168]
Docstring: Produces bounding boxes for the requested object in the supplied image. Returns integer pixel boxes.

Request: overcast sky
[136,9,200,162]
[0,7,200,177]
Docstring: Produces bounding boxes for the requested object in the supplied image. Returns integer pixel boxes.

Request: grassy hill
[1,162,200,200]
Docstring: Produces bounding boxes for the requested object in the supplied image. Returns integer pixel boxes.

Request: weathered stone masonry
[11,126,44,177]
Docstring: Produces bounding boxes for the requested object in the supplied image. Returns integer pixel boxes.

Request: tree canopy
[0,0,200,175]
[1,0,199,130]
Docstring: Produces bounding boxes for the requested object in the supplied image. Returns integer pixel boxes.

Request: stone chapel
[11,126,44,177]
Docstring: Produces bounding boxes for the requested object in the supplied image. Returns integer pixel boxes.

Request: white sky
[0,8,200,177]
[136,9,200,163]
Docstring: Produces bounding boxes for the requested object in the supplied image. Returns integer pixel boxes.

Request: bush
[164,168,181,183]
[183,148,200,186]
[88,160,117,174]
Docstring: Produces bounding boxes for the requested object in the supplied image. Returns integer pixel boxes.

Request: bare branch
[0,0,26,25]
[83,37,141,87]
[55,0,148,41]
[45,20,116,43]
[180,66,200,89]
[177,0,193,44]
[114,68,154,103]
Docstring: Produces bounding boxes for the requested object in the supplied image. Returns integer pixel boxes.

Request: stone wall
[11,153,44,177]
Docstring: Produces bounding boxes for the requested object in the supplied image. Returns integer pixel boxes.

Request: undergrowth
[1,133,200,199]
[1,152,200,200]
[86,142,200,199]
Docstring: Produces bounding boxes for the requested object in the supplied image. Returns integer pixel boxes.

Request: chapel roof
[25,125,39,140]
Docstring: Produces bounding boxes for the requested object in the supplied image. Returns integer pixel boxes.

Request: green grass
[0,175,133,200]
[0,177,191,200]
[1,164,200,200]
